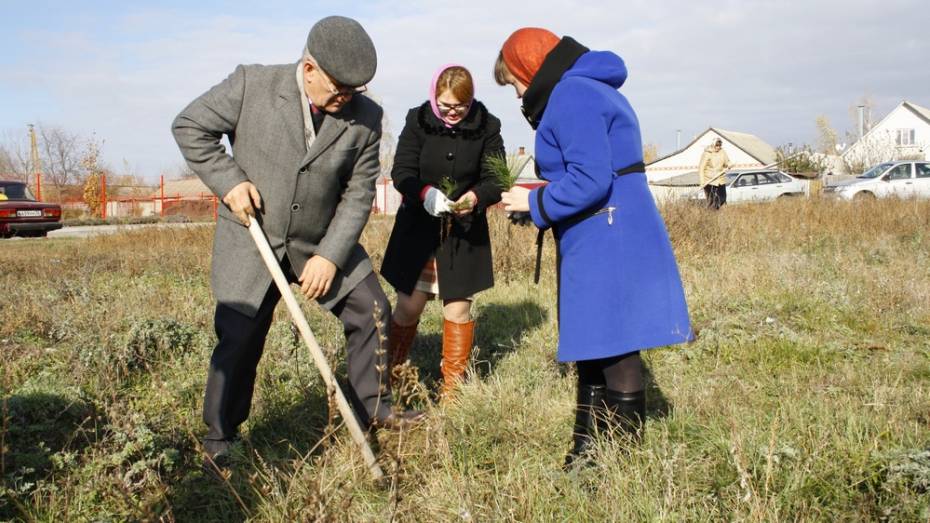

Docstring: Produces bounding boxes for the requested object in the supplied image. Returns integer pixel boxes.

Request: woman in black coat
[381,64,505,398]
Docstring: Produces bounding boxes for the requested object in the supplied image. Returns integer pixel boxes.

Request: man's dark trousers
[202,256,392,445]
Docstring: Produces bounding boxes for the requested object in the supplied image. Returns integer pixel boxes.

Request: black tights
[576,352,643,393]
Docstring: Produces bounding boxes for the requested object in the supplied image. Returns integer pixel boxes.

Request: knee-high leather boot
[601,389,646,441]
[564,384,605,468]
[388,320,418,384]
[440,319,474,398]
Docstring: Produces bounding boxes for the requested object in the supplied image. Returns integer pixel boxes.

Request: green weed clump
[1,197,929,520]
[2,392,99,492]
[82,318,203,379]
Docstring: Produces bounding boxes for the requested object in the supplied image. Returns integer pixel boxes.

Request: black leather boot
[601,389,646,441]
[564,384,605,469]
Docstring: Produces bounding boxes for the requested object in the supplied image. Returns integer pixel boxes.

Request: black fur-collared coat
[380,101,505,299]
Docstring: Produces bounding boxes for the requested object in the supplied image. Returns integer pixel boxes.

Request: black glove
[507,211,532,226]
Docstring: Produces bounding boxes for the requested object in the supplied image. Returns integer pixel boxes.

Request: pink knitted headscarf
[429,63,473,128]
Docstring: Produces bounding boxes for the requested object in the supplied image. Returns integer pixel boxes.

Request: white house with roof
[510,147,539,186]
[645,128,777,200]
[136,176,213,218]
[151,176,211,200]
[373,176,402,214]
[841,101,930,173]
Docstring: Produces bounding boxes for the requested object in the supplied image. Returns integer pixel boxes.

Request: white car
[826,161,930,200]
[692,170,808,204]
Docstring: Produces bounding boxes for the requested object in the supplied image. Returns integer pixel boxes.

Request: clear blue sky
[3,1,928,181]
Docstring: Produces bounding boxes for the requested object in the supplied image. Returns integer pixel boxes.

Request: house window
[896,128,916,146]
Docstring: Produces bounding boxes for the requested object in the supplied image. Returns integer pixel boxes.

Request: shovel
[247,219,384,481]
[688,170,730,200]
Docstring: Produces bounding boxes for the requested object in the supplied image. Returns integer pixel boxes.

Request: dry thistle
[372,299,389,403]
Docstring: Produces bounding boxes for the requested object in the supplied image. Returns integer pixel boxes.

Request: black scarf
[520,36,589,130]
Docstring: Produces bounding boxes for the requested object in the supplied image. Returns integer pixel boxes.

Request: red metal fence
[47,174,220,221]
[16,172,406,220]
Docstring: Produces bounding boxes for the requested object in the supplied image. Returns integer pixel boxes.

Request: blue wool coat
[527,51,692,362]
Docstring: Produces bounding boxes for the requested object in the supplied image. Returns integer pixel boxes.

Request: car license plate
[17,210,42,217]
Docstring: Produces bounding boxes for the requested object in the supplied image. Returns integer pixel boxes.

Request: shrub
[76,319,203,380]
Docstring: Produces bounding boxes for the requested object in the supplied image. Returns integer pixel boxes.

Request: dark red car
[0,181,63,238]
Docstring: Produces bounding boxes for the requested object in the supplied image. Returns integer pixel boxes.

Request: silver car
[824,161,930,200]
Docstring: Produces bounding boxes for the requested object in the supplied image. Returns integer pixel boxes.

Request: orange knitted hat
[500,27,560,86]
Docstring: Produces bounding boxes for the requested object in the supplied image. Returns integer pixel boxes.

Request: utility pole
[28,124,43,201]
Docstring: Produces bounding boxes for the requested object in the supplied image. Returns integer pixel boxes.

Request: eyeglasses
[437,101,469,114]
[309,58,367,99]
[318,68,366,98]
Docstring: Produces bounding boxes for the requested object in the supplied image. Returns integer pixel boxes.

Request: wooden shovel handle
[247,220,384,480]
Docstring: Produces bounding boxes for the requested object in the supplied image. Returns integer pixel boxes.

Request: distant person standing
[699,138,730,209]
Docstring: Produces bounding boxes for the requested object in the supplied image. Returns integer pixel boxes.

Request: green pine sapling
[483,152,520,191]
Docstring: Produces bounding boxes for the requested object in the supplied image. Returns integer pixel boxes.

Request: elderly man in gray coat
[172,16,421,466]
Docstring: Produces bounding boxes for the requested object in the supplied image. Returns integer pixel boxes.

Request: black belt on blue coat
[532,161,645,283]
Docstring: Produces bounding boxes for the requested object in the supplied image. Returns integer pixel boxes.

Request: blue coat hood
[562,51,628,89]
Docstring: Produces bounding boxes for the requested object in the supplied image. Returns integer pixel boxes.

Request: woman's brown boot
[440,319,475,398]
[388,320,418,384]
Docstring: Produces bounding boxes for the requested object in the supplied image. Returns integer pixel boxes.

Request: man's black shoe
[373,410,425,431]
[201,438,238,479]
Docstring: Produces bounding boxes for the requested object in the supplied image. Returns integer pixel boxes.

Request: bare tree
[814,115,838,154]
[0,130,34,182]
[642,143,659,164]
[846,95,876,144]
[109,159,151,197]
[837,95,901,175]
[38,125,85,190]
[379,107,396,178]
[357,91,397,179]
[775,143,828,175]
[170,162,197,179]
[841,133,927,174]
[841,131,898,174]
[0,145,19,180]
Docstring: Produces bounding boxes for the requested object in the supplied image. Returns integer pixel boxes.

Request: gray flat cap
[306,16,377,87]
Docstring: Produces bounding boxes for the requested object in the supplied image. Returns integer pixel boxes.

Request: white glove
[423,186,452,217]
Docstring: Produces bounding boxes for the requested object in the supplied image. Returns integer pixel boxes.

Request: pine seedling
[485,152,531,225]
[437,177,462,241]
[440,177,471,212]
[484,152,521,190]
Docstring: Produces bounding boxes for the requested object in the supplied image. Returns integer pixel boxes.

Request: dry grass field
[2,198,929,521]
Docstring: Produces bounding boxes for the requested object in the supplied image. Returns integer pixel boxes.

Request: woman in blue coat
[495,28,693,466]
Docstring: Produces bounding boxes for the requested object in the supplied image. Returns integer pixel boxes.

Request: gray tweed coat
[172,63,382,317]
